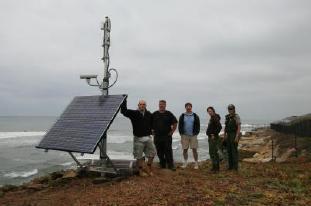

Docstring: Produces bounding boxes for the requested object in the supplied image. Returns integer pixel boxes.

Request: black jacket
[178,113,200,136]
[206,114,222,136]
[120,100,152,137]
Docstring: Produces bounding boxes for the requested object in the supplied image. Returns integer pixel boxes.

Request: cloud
[0,0,310,121]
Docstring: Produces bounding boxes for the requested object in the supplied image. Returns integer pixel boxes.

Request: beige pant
[181,135,198,149]
[133,136,156,159]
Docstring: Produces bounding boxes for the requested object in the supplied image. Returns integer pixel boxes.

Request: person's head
[227,104,235,115]
[207,106,215,117]
[159,100,166,112]
[185,102,192,113]
[138,100,147,112]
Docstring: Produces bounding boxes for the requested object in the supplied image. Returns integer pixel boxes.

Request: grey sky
[0,0,310,121]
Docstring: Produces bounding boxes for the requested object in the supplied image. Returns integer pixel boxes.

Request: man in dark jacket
[178,103,200,169]
[152,100,178,171]
[206,106,222,172]
[121,98,156,177]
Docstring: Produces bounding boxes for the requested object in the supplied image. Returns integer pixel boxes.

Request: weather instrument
[37,17,136,176]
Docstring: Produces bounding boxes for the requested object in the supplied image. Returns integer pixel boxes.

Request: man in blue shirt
[178,103,200,169]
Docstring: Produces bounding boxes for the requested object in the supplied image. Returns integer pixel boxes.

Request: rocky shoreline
[239,128,311,163]
[0,128,310,205]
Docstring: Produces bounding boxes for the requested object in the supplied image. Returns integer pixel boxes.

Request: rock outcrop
[239,129,301,163]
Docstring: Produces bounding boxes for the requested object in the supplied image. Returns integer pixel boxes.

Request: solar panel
[36,94,127,154]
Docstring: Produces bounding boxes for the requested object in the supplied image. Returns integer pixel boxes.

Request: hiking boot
[211,164,219,172]
[159,162,166,169]
[144,165,154,176]
[168,165,176,171]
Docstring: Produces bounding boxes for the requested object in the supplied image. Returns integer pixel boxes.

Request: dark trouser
[154,136,174,168]
[220,139,227,161]
[226,132,239,170]
[208,135,220,170]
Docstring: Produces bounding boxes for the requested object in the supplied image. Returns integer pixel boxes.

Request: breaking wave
[4,169,38,178]
[0,132,45,139]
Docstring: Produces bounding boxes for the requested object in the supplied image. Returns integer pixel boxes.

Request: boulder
[62,170,77,179]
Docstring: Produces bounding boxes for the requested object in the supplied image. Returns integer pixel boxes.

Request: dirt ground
[1,160,310,206]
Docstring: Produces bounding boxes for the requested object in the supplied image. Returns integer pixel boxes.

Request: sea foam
[0,132,46,139]
[4,169,38,178]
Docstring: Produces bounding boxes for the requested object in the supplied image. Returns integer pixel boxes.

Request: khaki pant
[181,135,198,149]
[133,136,156,159]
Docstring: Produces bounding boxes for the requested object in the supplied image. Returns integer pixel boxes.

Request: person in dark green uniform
[206,106,222,172]
[223,104,241,171]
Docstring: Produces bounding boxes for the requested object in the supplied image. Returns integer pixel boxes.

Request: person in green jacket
[223,104,241,171]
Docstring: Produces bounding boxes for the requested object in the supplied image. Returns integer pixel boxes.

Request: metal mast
[99,16,110,162]
[100,16,111,96]
[80,17,119,174]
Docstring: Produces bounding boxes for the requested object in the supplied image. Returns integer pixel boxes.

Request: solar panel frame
[36,94,127,154]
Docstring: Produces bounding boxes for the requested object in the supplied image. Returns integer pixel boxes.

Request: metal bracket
[97,133,119,175]
[68,152,83,167]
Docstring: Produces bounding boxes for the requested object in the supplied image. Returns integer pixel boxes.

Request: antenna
[80,16,118,95]
[79,17,119,169]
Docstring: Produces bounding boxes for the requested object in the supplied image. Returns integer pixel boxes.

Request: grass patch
[265,178,307,193]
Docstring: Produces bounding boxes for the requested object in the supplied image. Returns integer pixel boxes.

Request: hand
[234,136,239,143]
[211,134,215,140]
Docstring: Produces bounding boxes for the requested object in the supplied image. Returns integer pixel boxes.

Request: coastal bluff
[239,128,311,163]
[270,113,311,137]
[239,114,311,163]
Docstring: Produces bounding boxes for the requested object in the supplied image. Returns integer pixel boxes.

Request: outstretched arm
[120,99,136,118]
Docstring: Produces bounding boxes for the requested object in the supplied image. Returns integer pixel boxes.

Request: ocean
[0,115,269,186]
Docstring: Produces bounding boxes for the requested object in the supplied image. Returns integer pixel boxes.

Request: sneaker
[181,162,188,169]
[194,162,199,170]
